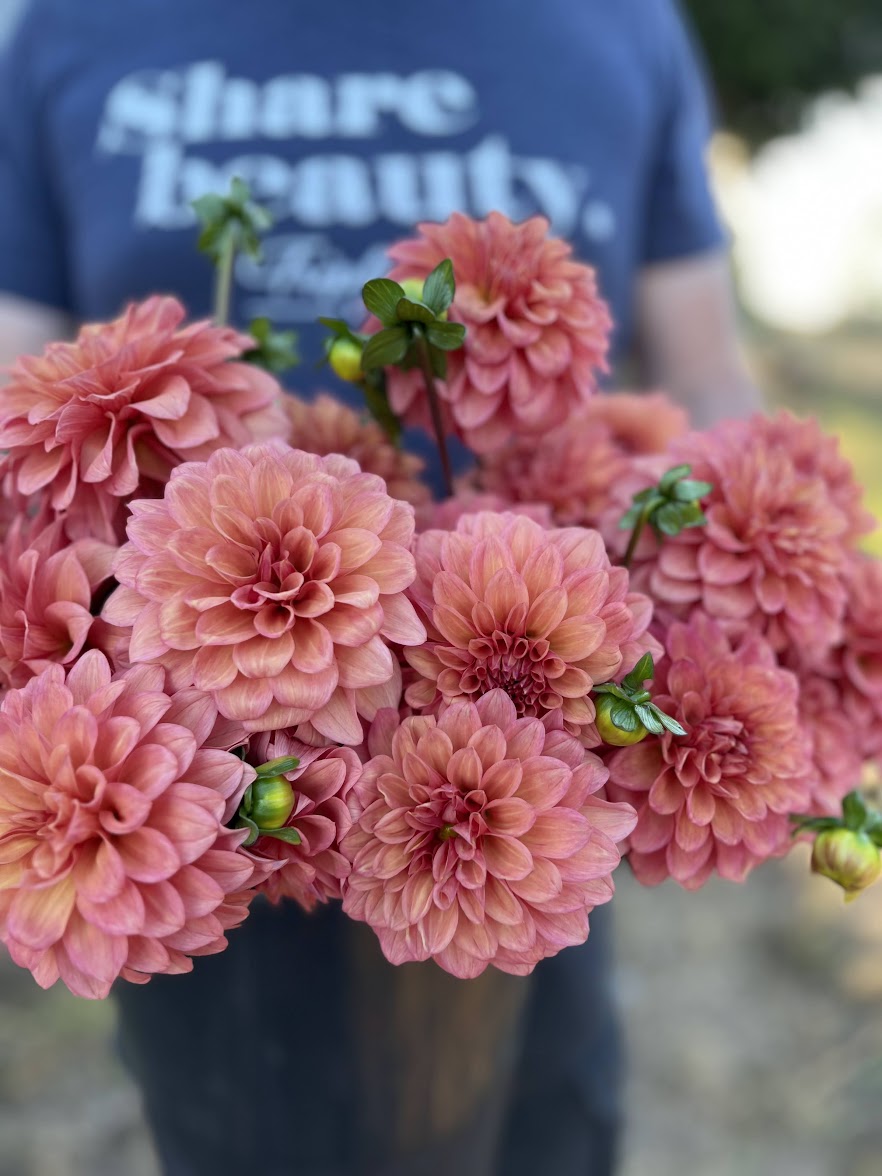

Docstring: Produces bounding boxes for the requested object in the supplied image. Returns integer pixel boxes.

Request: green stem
[621,502,653,569]
[415,335,453,499]
[214,234,236,326]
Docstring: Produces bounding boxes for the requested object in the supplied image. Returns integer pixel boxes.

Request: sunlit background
[0,1,880,1173]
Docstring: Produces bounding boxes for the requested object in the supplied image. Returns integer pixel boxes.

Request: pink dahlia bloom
[284,392,430,507]
[796,672,863,817]
[617,413,855,661]
[0,297,290,542]
[246,731,361,910]
[0,652,265,999]
[342,690,636,978]
[415,492,553,533]
[477,392,689,528]
[0,514,116,689]
[103,444,426,742]
[404,512,658,745]
[384,212,612,454]
[605,615,812,889]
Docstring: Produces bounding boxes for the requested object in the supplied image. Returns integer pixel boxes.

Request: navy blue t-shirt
[0,0,722,371]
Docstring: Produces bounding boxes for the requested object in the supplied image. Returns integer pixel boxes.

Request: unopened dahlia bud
[811,828,882,901]
[595,694,649,747]
[328,337,363,382]
[249,775,296,831]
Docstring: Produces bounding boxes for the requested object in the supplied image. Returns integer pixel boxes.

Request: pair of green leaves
[193,177,273,265]
[592,653,687,737]
[361,260,466,375]
[791,790,882,846]
[619,464,712,539]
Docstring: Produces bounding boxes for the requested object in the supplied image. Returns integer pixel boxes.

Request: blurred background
[0,0,880,1173]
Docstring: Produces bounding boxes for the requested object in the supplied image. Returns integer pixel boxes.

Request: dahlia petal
[7,876,76,950]
[117,827,182,883]
[483,834,533,880]
[308,689,363,745]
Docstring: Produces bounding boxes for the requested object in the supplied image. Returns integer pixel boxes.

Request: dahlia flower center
[227,525,338,626]
[462,633,564,716]
[680,715,750,781]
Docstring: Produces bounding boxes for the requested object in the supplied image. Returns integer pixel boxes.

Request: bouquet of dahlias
[0,185,879,1001]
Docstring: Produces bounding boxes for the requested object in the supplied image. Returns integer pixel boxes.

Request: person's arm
[634,250,762,428]
[0,293,73,372]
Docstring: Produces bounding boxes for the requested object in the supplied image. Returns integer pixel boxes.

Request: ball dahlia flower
[0,652,266,999]
[103,444,426,742]
[605,615,812,889]
[0,297,290,542]
[404,512,658,745]
[342,690,636,978]
[283,392,429,507]
[616,413,857,661]
[477,392,689,528]
[384,212,612,454]
[0,515,116,689]
[246,730,361,910]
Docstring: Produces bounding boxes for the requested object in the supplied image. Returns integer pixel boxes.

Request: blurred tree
[683,0,882,141]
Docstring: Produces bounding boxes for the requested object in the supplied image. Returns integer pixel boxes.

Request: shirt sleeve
[641,0,726,265]
[0,1,73,310]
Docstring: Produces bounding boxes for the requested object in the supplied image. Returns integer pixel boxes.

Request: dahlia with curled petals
[605,615,812,890]
[477,392,689,528]
[0,515,116,689]
[610,413,857,662]
[245,730,360,910]
[384,212,611,454]
[284,392,430,507]
[404,512,658,745]
[342,690,636,978]
[102,444,426,742]
[0,296,289,542]
[0,652,268,999]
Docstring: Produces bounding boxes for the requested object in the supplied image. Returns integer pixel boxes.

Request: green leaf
[423,259,456,316]
[591,682,620,696]
[655,709,687,736]
[425,320,466,351]
[609,701,639,731]
[672,479,714,502]
[843,790,868,831]
[256,755,300,777]
[634,704,664,734]
[429,346,448,379]
[362,326,410,369]
[261,826,302,846]
[658,464,692,492]
[242,319,300,374]
[680,505,708,530]
[396,297,435,325]
[654,502,686,536]
[362,278,406,326]
[235,814,260,849]
[623,652,655,690]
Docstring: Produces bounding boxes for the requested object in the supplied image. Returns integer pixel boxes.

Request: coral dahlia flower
[103,444,426,741]
[477,392,688,528]
[0,515,116,689]
[284,392,429,507]
[384,212,612,454]
[0,652,265,999]
[246,730,361,910]
[605,615,812,889]
[619,413,856,661]
[342,690,636,978]
[404,512,657,744]
[0,297,289,542]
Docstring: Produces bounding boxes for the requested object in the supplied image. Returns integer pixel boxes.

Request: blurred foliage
[683,0,882,142]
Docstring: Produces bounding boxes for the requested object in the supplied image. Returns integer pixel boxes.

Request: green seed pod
[328,337,363,383]
[594,694,649,747]
[811,828,881,902]
[248,774,296,831]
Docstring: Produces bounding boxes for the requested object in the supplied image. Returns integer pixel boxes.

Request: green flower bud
[328,337,363,383]
[811,828,882,901]
[594,694,649,747]
[399,278,425,302]
[248,774,296,831]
